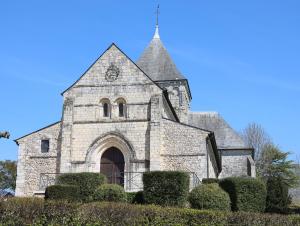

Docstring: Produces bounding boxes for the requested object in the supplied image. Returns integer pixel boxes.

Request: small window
[119,102,124,117]
[41,139,49,153]
[103,103,109,117]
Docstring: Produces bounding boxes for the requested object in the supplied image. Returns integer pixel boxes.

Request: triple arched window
[100,98,126,118]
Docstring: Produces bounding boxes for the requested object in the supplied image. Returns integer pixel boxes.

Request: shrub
[143,171,189,207]
[1,199,300,225]
[266,177,291,213]
[57,172,106,201]
[0,198,44,225]
[188,183,230,211]
[93,184,126,202]
[41,200,79,225]
[202,178,219,184]
[126,191,144,204]
[45,184,80,201]
[219,177,267,212]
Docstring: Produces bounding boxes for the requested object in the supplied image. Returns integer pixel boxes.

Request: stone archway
[100,147,125,185]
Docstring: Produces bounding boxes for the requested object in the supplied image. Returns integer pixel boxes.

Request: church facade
[15,26,255,196]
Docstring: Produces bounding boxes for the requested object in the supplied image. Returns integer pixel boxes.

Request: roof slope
[188,112,247,149]
[136,26,186,81]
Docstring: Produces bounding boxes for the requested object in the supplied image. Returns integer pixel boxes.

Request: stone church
[15,25,255,196]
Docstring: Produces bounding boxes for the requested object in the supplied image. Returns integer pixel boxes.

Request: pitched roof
[188,112,248,149]
[136,26,186,81]
[61,43,163,95]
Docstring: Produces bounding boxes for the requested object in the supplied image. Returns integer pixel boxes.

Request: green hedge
[45,184,80,201]
[57,172,106,201]
[93,184,126,202]
[1,198,300,226]
[188,183,231,211]
[202,178,219,184]
[126,191,144,204]
[143,171,189,207]
[219,177,267,212]
[266,177,291,213]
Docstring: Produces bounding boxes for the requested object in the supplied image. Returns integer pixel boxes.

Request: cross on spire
[156,4,160,26]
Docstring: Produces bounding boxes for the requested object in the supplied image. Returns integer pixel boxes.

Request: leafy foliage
[266,177,291,213]
[202,178,219,184]
[188,183,230,211]
[57,172,106,201]
[126,191,144,204]
[260,144,298,187]
[93,184,126,202]
[219,177,267,212]
[1,198,300,226]
[45,185,80,201]
[143,171,189,207]
[0,160,17,190]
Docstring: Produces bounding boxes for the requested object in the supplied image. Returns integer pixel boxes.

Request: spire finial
[153,4,160,39]
[156,4,159,26]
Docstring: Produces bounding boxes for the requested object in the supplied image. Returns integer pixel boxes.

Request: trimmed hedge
[1,198,300,226]
[143,171,189,207]
[202,178,219,184]
[45,184,80,201]
[188,183,231,211]
[219,177,267,212]
[93,184,126,202]
[266,177,291,213]
[126,191,144,204]
[57,172,106,201]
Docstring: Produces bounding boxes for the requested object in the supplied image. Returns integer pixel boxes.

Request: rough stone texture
[15,36,255,196]
[15,122,61,196]
[161,118,218,180]
[219,149,255,178]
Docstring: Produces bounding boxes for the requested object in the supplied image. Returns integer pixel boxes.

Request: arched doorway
[100,147,125,186]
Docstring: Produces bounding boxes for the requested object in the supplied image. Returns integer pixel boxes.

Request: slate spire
[137,20,186,81]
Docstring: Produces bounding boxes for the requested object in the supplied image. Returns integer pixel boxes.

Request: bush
[1,198,300,225]
[126,191,144,204]
[266,177,291,213]
[45,184,80,201]
[188,183,231,211]
[143,171,189,207]
[41,200,79,225]
[0,198,44,225]
[57,172,106,201]
[219,177,267,212]
[93,184,126,202]
[202,178,219,184]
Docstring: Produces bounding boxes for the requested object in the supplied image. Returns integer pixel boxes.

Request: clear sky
[0,1,299,161]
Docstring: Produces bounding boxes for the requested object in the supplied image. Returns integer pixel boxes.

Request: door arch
[100,147,125,186]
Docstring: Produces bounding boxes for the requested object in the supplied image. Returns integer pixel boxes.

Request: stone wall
[218,149,255,178]
[15,122,61,196]
[161,118,218,180]
[59,45,164,174]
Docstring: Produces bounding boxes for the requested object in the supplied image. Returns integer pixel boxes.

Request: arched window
[103,102,109,117]
[116,98,126,118]
[119,102,124,117]
[100,99,111,118]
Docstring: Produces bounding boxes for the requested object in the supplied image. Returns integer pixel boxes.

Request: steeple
[136,9,186,81]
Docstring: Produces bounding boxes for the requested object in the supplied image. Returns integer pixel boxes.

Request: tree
[240,122,271,160]
[0,160,17,190]
[259,144,298,187]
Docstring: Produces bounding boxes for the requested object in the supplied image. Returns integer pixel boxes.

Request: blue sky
[0,1,299,160]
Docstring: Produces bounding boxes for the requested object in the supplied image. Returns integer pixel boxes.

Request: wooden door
[100,147,125,186]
